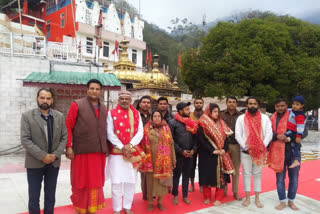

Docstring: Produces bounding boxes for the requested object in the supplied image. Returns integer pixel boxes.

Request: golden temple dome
[106,39,143,83]
[141,54,171,88]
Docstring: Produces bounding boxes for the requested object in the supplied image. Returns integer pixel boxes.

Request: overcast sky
[126,0,320,30]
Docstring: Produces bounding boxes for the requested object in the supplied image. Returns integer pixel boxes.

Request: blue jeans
[286,130,301,162]
[27,164,59,214]
[276,151,300,202]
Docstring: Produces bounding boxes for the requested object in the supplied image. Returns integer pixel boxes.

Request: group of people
[21,78,306,214]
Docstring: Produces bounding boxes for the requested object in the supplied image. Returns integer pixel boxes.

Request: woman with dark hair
[139,111,176,211]
[197,103,235,206]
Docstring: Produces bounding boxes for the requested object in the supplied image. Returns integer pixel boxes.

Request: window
[46,25,51,39]
[86,37,93,54]
[46,0,56,9]
[46,20,51,24]
[60,13,64,18]
[103,42,109,58]
[85,9,92,25]
[131,26,134,38]
[132,49,137,63]
[60,19,65,28]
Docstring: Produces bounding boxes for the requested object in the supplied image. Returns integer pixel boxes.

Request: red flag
[145,48,149,66]
[149,50,152,67]
[112,40,119,55]
[178,50,181,69]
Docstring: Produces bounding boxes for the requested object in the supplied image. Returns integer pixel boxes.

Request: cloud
[126,0,320,30]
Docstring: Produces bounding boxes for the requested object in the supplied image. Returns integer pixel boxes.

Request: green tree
[181,15,320,110]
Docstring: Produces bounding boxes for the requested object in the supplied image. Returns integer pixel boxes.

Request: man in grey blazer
[21,88,67,214]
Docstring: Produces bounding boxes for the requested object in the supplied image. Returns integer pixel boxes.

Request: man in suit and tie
[21,88,67,214]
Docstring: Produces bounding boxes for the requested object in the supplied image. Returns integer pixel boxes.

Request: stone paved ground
[0,132,319,214]
[189,191,320,214]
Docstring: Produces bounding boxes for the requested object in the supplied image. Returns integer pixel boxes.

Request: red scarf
[174,113,199,134]
[267,110,289,172]
[110,104,146,169]
[199,106,234,175]
[139,120,173,179]
[244,110,268,166]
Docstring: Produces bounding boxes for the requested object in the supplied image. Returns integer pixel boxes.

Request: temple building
[105,39,183,108]
[2,0,146,70]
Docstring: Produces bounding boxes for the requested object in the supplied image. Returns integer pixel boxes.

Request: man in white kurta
[106,90,143,214]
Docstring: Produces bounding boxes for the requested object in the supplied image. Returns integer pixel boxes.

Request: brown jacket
[72,97,109,155]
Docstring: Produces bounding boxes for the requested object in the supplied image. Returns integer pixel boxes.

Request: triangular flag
[149,50,152,67]
[112,40,119,55]
[178,50,181,69]
[146,48,149,66]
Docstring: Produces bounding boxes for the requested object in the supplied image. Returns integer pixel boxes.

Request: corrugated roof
[23,71,121,89]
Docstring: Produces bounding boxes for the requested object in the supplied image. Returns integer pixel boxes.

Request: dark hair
[226,96,238,103]
[274,97,286,105]
[246,96,260,105]
[87,79,102,89]
[37,88,53,98]
[194,97,204,104]
[157,96,168,104]
[151,110,164,121]
[209,103,220,113]
[136,95,151,110]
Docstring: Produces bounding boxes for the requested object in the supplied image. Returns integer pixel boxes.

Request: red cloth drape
[244,110,268,166]
[268,110,289,172]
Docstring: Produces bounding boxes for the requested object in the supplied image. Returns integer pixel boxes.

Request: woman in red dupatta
[197,103,234,206]
[139,111,176,211]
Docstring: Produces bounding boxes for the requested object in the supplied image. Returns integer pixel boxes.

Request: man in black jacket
[169,102,198,205]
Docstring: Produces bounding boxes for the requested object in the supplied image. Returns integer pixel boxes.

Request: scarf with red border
[244,110,268,167]
[267,110,289,172]
[199,105,235,174]
[110,104,146,169]
[139,120,173,179]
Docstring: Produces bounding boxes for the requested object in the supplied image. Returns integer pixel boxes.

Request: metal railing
[0,32,146,69]
[47,42,98,63]
[0,32,102,63]
[0,32,47,56]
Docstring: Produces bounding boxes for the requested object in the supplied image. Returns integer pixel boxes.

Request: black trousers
[172,157,193,198]
[189,152,198,179]
[27,164,59,214]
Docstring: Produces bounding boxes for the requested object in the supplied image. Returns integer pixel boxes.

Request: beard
[38,102,51,110]
[248,107,258,114]
[195,106,203,111]
[181,112,190,117]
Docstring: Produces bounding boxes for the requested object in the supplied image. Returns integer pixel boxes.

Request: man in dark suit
[21,88,67,214]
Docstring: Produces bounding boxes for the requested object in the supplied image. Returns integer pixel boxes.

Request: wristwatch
[129,143,133,148]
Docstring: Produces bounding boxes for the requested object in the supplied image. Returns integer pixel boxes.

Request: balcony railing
[0,32,145,71]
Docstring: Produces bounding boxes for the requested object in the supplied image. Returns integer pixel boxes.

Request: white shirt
[106,109,144,184]
[235,111,273,150]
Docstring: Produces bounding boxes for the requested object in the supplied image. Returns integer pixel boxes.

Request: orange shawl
[244,110,268,166]
[199,106,234,174]
[174,113,199,134]
[139,120,173,179]
[267,110,289,172]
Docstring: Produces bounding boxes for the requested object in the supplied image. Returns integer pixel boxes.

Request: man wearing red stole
[268,98,300,211]
[235,96,272,208]
[65,79,109,214]
[168,102,198,205]
[106,90,145,214]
